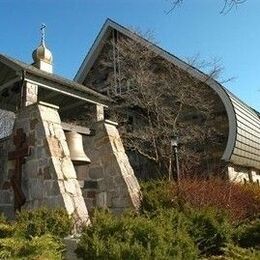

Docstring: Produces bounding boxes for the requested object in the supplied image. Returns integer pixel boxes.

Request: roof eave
[24,72,110,107]
[74,19,114,83]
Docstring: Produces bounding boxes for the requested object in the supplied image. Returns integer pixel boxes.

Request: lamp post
[171,135,180,184]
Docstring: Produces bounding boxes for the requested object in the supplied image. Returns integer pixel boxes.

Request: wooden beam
[61,122,91,135]
[25,77,108,108]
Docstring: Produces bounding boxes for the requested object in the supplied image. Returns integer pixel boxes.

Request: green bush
[140,180,234,256]
[16,207,73,238]
[187,208,232,256]
[0,234,64,259]
[234,217,260,249]
[140,180,174,213]
[216,244,260,260]
[0,215,14,238]
[76,209,199,260]
[0,223,14,239]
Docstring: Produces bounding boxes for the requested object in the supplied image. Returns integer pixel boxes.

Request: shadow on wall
[0,109,15,139]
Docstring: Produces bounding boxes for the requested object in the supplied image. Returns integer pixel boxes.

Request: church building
[75,19,260,184]
[0,19,259,223]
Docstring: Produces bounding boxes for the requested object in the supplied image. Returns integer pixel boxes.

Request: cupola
[32,24,53,73]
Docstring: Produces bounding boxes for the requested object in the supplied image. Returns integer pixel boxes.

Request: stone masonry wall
[13,102,90,228]
[81,120,140,214]
[0,137,14,218]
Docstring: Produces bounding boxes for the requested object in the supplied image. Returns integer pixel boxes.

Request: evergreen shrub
[0,234,64,259]
[140,180,174,213]
[76,209,199,260]
[214,244,260,260]
[0,215,14,238]
[15,207,72,238]
[187,208,232,256]
[234,217,260,249]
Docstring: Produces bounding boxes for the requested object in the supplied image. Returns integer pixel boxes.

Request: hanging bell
[65,131,91,165]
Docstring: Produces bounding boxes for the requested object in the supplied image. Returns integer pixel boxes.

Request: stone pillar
[96,104,104,122]
[21,81,38,107]
[83,119,141,213]
[12,102,90,229]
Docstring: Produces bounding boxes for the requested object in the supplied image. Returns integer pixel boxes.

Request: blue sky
[0,0,259,110]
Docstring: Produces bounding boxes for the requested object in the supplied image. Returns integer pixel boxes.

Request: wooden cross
[8,128,30,211]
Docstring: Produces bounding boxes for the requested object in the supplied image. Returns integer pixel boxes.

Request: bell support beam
[61,122,91,136]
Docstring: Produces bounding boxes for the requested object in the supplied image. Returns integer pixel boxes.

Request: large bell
[65,131,91,165]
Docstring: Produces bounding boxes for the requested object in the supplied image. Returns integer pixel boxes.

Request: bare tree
[166,0,248,15]
[97,32,229,178]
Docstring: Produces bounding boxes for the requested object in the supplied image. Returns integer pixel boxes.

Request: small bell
[65,131,91,165]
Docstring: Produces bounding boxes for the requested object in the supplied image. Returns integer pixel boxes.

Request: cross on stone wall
[8,128,30,211]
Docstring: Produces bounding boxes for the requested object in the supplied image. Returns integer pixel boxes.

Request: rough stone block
[44,180,60,197]
[27,178,44,200]
[43,167,52,180]
[39,158,49,168]
[35,124,46,139]
[0,205,15,219]
[64,179,78,195]
[84,180,98,189]
[112,197,129,208]
[96,192,107,208]
[88,167,104,179]
[24,160,39,177]
[28,132,36,146]
[0,190,12,204]
[59,140,70,156]
[63,237,79,260]
[84,198,95,209]
[75,165,88,180]
[47,137,64,157]
[61,158,77,179]
[97,179,106,191]
[30,118,39,130]
[36,146,46,158]
[1,181,11,190]
[54,126,66,140]
[45,195,65,208]
[78,180,84,188]
[87,191,96,198]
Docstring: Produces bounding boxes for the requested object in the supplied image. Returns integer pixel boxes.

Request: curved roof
[227,90,260,169]
[74,19,260,170]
